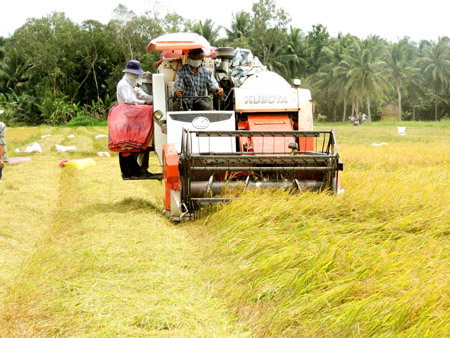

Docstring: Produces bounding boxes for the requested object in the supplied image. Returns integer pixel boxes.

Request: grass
[1,122,449,337]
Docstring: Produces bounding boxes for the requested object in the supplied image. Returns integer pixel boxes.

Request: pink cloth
[57,159,69,168]
[108,103,154,153]
[8,157,32,165]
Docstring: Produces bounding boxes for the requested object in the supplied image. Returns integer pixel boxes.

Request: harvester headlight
[153,110,167,134]
[153,110,164,121]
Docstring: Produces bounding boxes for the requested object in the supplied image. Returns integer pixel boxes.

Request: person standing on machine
[116,59,158,179]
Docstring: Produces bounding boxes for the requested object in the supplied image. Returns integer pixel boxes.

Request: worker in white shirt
[116,60,159,179]
[117,60,153,105]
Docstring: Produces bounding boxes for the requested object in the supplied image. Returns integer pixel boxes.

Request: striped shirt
[174,64,219,109]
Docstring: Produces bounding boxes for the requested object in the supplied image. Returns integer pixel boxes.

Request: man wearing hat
[173,48,223,110]
[0,110,7,182]
[117,60,153,105]
[116,60,158,179]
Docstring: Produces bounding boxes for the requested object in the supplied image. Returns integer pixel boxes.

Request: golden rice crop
[190,122,450,337]
[1,122,449,337]
[0,125,249,337]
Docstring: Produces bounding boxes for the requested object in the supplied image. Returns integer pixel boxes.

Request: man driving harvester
[173,48,223,111]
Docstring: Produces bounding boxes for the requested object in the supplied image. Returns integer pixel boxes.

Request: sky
[0,0,448,42]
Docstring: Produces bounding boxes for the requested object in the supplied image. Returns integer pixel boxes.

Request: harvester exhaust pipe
[216,47,235,74]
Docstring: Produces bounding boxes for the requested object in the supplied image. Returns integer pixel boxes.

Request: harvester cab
[146,33,343,221]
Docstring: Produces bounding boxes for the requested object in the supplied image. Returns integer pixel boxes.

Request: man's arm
[206,70,223,95]
[117,80,147,105]
[173,67,185,97]
[135,87,153,104]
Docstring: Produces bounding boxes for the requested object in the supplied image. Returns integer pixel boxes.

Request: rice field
[0,121,449,337]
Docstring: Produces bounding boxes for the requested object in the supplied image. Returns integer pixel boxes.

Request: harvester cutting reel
[162,129,343,222]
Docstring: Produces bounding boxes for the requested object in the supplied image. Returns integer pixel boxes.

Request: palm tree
[225,11,251,41]
[315,37,343,121]
[385,38,420,121]
[419,38,450,120]
[321,34,358,121]
[313,67,339,121]
[333,39,362,120]
[263,38,298,78]
[262,26,306,80]
[191,19,221,45]
[337,37,388,122]
[284,26,307,79]
[0,49,33,94]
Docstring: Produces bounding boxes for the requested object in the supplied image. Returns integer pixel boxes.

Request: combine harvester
[146,33,343,221]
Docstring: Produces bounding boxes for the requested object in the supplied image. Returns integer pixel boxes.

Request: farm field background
[0,122,449,337]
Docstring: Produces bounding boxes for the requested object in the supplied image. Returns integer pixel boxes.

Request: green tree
[337,37,388,121]
[111,4,143,60]
[107,5,163,98]
[419,38,450,120]
[3,91,37,124]
[4,12,82,123]
[385,38,420,121]
[284,26,307,80]
[0,37,5,61]
[315,34,357,121]
[312,66,339,121]
[190,19,221,45]
[73,20,109,102]
[225,11,251,41]
[247,0,290,68]
[0,48,33,94]
[8,12,80,97]
[161,12,190,33]
[304,24,330,75]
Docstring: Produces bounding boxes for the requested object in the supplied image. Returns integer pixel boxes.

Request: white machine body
[152,70,314,164]
[167,111,236,154]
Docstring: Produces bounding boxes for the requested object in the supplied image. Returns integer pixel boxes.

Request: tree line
[0,0,449,125]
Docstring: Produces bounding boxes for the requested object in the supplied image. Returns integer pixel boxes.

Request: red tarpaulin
[108,103,154,153]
